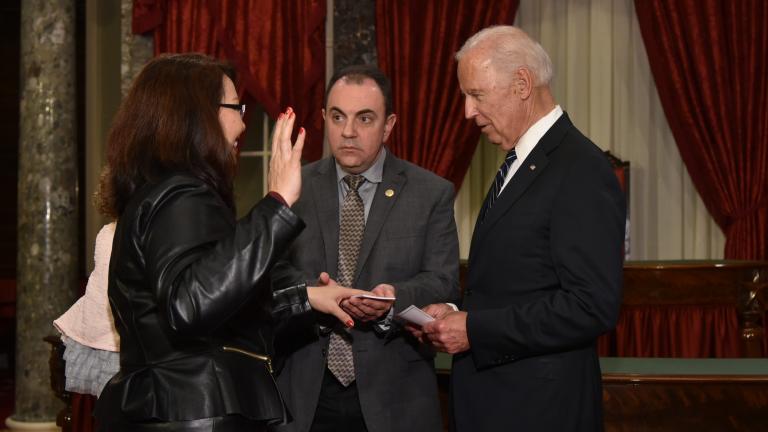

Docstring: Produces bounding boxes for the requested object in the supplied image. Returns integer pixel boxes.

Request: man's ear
[321,108,326,121]
[516,67,534,100]
[382,113,397,143]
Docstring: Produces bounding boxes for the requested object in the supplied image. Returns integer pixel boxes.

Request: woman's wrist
[267,191,288,206]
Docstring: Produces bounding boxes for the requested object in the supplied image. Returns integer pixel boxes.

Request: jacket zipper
[221,346,273,374]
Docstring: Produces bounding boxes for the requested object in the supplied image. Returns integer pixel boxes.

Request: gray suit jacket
[271,152,459,432]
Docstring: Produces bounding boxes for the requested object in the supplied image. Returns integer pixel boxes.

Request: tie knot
[343,175,366,191]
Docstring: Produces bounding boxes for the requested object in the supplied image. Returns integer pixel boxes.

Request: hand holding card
[396,305,436,326]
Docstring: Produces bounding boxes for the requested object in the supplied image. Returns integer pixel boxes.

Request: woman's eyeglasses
[219,103,246,118]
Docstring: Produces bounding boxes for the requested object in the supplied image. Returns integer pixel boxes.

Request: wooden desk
[621,261,768,357]
[435,355,768,431]
[602,357,768,431]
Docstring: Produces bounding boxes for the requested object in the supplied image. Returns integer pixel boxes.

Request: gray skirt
[61,336,119,397]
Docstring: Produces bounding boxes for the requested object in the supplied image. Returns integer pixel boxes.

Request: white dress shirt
[499,105,563,194]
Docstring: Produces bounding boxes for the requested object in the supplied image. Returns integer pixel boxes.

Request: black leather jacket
[94,174,312,428]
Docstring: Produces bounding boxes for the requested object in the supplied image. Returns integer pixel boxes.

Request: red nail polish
[300,127,305,134]
[346,320,354,328]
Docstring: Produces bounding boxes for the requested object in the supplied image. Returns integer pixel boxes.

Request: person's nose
[341,119,356,138]
[464,98,478,119]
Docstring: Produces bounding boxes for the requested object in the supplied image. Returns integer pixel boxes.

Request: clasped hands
[306,272,394,328]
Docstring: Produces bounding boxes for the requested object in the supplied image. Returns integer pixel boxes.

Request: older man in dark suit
[271,65,459,432]
[416,26,626,431]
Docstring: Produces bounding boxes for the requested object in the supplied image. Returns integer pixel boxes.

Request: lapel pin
[529,164,536,171]
[385,189,395,197]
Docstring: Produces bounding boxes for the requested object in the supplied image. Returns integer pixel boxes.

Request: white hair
[455,25,554,86]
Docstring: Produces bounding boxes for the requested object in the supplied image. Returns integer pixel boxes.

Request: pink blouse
[54,223,119,352]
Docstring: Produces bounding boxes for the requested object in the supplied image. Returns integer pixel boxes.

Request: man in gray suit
[271,65,459,432]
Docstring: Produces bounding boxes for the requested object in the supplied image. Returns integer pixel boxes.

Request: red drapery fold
[133,0,326,161]
[597,305,742,357]
[634,0,768,259]
[375,0,519,190]
[132,0,164,34]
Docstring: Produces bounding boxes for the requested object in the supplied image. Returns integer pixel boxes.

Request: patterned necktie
[479,149,517,222]
[327,174,366,386]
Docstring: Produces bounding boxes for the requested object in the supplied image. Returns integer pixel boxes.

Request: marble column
[120,0,153,97]
[12,0,78,428]
[333,0,377,69]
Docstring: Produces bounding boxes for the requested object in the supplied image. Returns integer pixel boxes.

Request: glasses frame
[219,103,246,118]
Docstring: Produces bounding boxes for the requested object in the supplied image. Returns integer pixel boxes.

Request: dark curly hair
[98,53,238,218]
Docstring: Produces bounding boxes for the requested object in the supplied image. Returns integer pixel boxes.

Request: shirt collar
[335,146,387,185]
[513,105,563,164]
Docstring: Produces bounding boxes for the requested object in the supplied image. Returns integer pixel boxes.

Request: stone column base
[4,417,60,431]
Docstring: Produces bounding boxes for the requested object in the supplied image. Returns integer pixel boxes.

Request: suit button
[322,348,327,357]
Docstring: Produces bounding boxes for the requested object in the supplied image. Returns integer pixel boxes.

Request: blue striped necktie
[479,149,517,222]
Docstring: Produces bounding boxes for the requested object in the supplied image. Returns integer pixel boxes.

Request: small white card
[396,305,435,326]
[351,294,396,301]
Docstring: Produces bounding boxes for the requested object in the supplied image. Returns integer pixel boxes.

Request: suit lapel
[310,158,341,276]
[478,151,550,234]
[467,202,487,266]
[354,153,406,286]
[468,181,494,264]
[470,113,575,255]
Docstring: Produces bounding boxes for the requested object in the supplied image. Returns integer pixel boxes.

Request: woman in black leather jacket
[93,53,363,432]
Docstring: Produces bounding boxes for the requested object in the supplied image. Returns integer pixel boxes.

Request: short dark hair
[324,64,394,115]
[98,53,237,217]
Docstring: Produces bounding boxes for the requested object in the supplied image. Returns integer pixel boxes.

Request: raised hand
[267,107,305,206]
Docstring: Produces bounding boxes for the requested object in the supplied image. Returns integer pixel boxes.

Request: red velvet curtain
[376,1,519,190]
[597,305,742,357]
[634,0,768,260]
[133,0,327,161]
